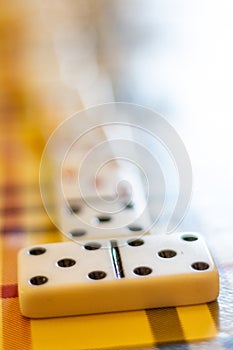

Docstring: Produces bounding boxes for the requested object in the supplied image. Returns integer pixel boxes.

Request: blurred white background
[37,0,233,235]
[18,0,233,258]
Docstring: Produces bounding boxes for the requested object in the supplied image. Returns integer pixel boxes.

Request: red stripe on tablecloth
[1,137,32,349]
[1,284,18,298]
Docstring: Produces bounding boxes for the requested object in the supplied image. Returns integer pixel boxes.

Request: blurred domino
[58,155,153,240]
[17,232,219,318]
[48,124,153,240]
[60,195,152,240]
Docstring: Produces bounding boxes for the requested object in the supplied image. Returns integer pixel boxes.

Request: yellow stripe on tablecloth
[0,234,3,350]
[31,310,154,350]
[23,211,55,228]
[24,230,62,246]
[177,304,217,341]
[0,158,4,189]
[3,159,39,185]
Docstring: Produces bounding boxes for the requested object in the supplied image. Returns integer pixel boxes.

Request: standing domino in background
[40,104,193,241]
[40,109,155,241]
[58,128,153,240]
[17,232,219,318]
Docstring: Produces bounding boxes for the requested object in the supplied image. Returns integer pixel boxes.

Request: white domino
[52,128,153,240]
[17,232,219,318]
[59,196,153,240]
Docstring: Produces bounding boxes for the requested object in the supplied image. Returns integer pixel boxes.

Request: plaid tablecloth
[0,120,233,350]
